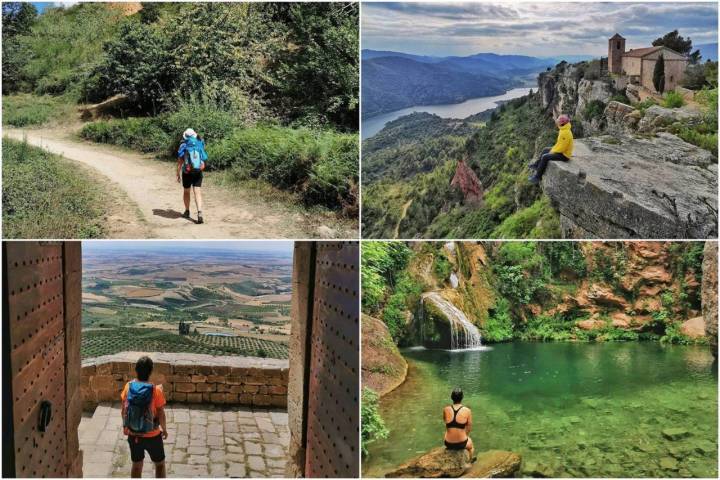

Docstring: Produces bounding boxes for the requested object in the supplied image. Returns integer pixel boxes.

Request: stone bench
[81,351,289,410]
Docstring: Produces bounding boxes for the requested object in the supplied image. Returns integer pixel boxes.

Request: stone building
[608,33,688,92]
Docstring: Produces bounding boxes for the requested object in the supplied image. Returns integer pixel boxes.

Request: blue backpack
[123,381,155,434]
[182,137,207,173]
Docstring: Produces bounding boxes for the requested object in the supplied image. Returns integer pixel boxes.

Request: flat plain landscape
[82,248,293,359]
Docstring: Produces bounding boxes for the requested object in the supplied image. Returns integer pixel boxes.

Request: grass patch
[2,93,75,127]
[2,138,106,238]
[490,195,561,239]
[663,91,685,108]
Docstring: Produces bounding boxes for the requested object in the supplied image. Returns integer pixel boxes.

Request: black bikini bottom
[445,439,468,450]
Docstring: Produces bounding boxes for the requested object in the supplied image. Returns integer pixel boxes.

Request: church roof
[622,46,673,58]
[610,33,625,40]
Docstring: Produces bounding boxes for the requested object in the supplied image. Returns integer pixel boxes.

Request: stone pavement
[79,402,289,478]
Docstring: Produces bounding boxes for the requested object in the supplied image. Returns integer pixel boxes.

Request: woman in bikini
[443,387,474,457]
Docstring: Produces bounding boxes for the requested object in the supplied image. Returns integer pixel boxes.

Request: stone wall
[81,352,289,410]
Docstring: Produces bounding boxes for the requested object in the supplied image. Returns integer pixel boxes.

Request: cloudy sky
[362,1,718,57]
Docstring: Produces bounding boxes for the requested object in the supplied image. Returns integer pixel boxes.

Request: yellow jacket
[550,123,573,158]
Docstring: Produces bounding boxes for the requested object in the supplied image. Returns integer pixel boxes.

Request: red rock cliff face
[450,160,483,206]
[702,242,718,355]
[542,242,702,330]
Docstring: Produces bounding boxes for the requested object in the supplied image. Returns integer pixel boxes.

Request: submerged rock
[659,456,679,470]
[542,135,717,239]
[662,428,691,441]
[385,447,521,478]
[385,447,471,478]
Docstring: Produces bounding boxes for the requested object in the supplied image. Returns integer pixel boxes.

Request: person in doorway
[121,356,168,478]
[443,387,474,458]
[528,114,573,184]
[176,128,207,224]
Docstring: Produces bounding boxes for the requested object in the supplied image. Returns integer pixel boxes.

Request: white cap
[183,128,197,140]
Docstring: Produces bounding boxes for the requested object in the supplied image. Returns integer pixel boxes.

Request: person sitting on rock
[443,387,474,458]
[528,114,573,184]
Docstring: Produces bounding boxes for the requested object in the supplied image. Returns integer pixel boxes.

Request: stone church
[608,33,688,92]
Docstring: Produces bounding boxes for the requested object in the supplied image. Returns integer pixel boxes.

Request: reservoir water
[361,87,533,140]
[362,342,718,478]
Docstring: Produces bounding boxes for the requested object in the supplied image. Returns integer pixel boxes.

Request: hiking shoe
[528,175,541,185]
[182,210,190,219]
[528,162,538,170]
[197,213,204,224]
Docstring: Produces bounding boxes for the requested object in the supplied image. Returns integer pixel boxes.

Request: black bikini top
[446,405,467,429]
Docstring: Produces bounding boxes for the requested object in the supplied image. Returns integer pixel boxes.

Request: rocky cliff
[361,314,408,395]
[702,242,718,356]
[543,242,702,331]
[537,62,718,239]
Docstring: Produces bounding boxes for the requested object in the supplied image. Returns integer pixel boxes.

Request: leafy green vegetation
[362,93,559,238]
[668,86,718,156]
[663,91,685,108]
[2,139,106,238]
[3,2,359,213]
[583,99,606,120]
[482,298,514,342]
[361,387,389,458]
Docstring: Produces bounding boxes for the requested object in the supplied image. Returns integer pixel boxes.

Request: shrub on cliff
[361,387,389,457]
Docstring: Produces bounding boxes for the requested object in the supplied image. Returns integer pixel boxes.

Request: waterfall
[422,292,483,350]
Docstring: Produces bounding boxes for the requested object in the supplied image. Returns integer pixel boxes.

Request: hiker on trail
[443,387,474,458]
[121,356,168,478]
[177,128,207,224]
[528,114,573,184]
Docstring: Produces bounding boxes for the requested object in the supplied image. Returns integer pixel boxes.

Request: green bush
[541,242,587,278]
[361,387,388,457]
[583,99,606,120]
[361,242,413,314]
[663,91,685,108]
[482,298,514,342]
[433,251,452,281]
[382,273,422,344]
[80,117,171,153]
[3,138,105,238]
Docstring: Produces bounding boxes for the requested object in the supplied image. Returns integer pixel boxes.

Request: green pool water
[363,342,718,478]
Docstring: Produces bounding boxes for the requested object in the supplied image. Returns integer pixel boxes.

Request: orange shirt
[121,381,166,437]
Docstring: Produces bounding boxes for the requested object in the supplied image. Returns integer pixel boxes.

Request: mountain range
[362,50,568,118]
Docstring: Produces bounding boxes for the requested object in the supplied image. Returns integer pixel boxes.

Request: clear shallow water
[363,342,718,478]
[361,87,533,140]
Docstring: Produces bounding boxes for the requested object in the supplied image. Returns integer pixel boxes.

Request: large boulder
[542,135,717,239]
[361,314,408,396]
[385,447,521,478]
[680,316,706,338]
[604,101,640,134]
[637,105,704,134]
[702,242,718,357]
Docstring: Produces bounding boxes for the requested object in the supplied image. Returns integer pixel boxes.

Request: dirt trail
[393,199,413,239]
[6,128,352,239]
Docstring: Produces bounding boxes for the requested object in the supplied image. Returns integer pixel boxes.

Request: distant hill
[695,43,718,62]
[362,49,554,118]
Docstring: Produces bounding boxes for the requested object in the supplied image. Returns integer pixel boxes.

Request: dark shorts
[128,434,165,463]
[182,170,203,188]
[445,438,468,450]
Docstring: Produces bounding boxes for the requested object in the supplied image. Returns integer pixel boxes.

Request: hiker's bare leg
[466,437,474,458]
[154,461,166,478]
[131,461,143,478]
[193,187,203,213]
[183,188,191,211]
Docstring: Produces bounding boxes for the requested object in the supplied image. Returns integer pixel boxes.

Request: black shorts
[182,170,203,188]
[128,434,165,463]
[445,438,468,450]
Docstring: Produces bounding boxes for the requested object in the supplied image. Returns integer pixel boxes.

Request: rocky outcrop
[385,448,521,478]
[361,314,408,396]
[680,317,705,338]
[702,242,718,356]
[542,135,717,239]
[421,292,482,349]
[451,160,483,205]
[604,101,640,134]
[538,63,613,132]
[637,105,704,134]
[545,242,702,330]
